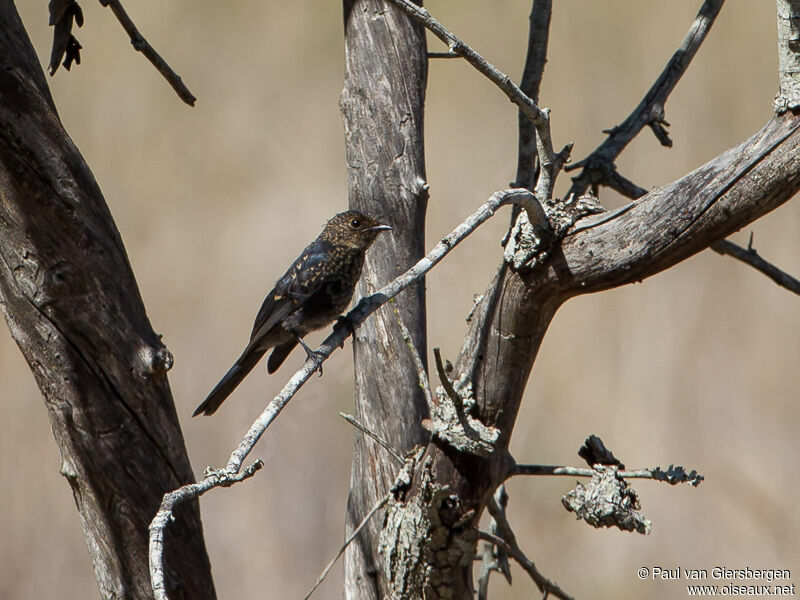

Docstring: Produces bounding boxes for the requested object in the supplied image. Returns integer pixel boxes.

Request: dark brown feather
[193,210,390,417]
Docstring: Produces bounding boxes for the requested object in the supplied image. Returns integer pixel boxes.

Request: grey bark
[438,112,800,595]
[341,1,430,598]
[776,0,800,111]
[339,1,800,595]
[0,5,214,599]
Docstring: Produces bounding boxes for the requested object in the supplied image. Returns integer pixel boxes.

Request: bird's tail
[267,339,298,374]
[193,347,267,417]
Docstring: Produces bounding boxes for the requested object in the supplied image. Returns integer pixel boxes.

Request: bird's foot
[333,315,357,347]
[297,337,325,376]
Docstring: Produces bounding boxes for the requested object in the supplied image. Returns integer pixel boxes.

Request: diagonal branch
[148,461,262,600]
[148,188,544,597]
[99,0,196,106]
[711,237,800,296]
[303,494,390,600]
[394,306,433,409]
[387,0,546,126]
[339,412,404,465]
[433,346,466,417]
[222,189,543,476]
[477,486,512,599]
[560,114,800,295]
[514,0,553,191]
[449,113,800,556]
[475,530,573,600]
[565,0,725,198]
[385,0,570,205]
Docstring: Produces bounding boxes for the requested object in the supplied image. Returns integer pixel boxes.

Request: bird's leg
[333,315,357,347]
[296,335,325,376]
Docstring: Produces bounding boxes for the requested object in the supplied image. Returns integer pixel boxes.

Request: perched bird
[193,210,390,417]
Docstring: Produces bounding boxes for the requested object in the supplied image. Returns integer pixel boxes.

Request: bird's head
[321,210,391,250]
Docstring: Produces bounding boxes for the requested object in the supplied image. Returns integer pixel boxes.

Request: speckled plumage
[193,210,390,416]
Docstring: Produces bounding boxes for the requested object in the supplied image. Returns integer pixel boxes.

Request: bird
[192,210,390,417]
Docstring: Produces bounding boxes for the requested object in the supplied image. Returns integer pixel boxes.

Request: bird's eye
[349,218,362,229]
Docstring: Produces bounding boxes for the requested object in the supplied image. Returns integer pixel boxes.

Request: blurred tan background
[2,1,798,598]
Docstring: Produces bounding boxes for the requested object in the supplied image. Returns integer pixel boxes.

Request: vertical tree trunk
[776,0,800,111]
[341,1,429,597]
[0,5,214,599]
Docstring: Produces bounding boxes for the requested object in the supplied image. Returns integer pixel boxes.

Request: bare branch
[303,494,390,600]
[387,0,546,126]
[711,238,800,296]
[148,460,263,600]
[605,169,648,200]
[223,188,540,475]
[99,0,196,106]
[339,412,404,465]
[433,346,465,415]
[149,188,540,596]
[475,530,574,600]
[509,463,704,487]
[514,0,553,190]
[427,51,459,59]
[386,0,569,205]
[566,0,725,197]
[477,487,513,599]
[394,305,433,408]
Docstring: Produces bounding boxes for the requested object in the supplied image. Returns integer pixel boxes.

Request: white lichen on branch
[561,465,652,535]
[504,193,606,270]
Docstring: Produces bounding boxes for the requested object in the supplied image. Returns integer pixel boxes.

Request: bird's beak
[370,224,392,233]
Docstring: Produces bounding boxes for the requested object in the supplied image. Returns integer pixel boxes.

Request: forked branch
[385,0,569,204]
[148,188,544,598]
[565,0,725,198]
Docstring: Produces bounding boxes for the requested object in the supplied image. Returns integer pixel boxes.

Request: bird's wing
[249,239,334,343]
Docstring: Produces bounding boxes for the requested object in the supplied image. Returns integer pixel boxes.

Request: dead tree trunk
[341,1,430,597]
[340,2,800,598]
[0,5,215,599]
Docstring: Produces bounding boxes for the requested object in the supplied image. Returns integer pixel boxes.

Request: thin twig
[394,305,432,408]
[100,0,196,106]
[303,494,390,600]
[388,0,545,125]
[223,187,539,474]
[475,530,573,600]
[148,188,540,599]
[509,463,704,486]
[432,346,465,416]
[477,486,512,598]
[339,412,404,465]
[711,239,800,296]
[514,0,553,191]
[428,51,459,59]
[566,0,725,198]
[386,0,569,206]
[148,460,263,600]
